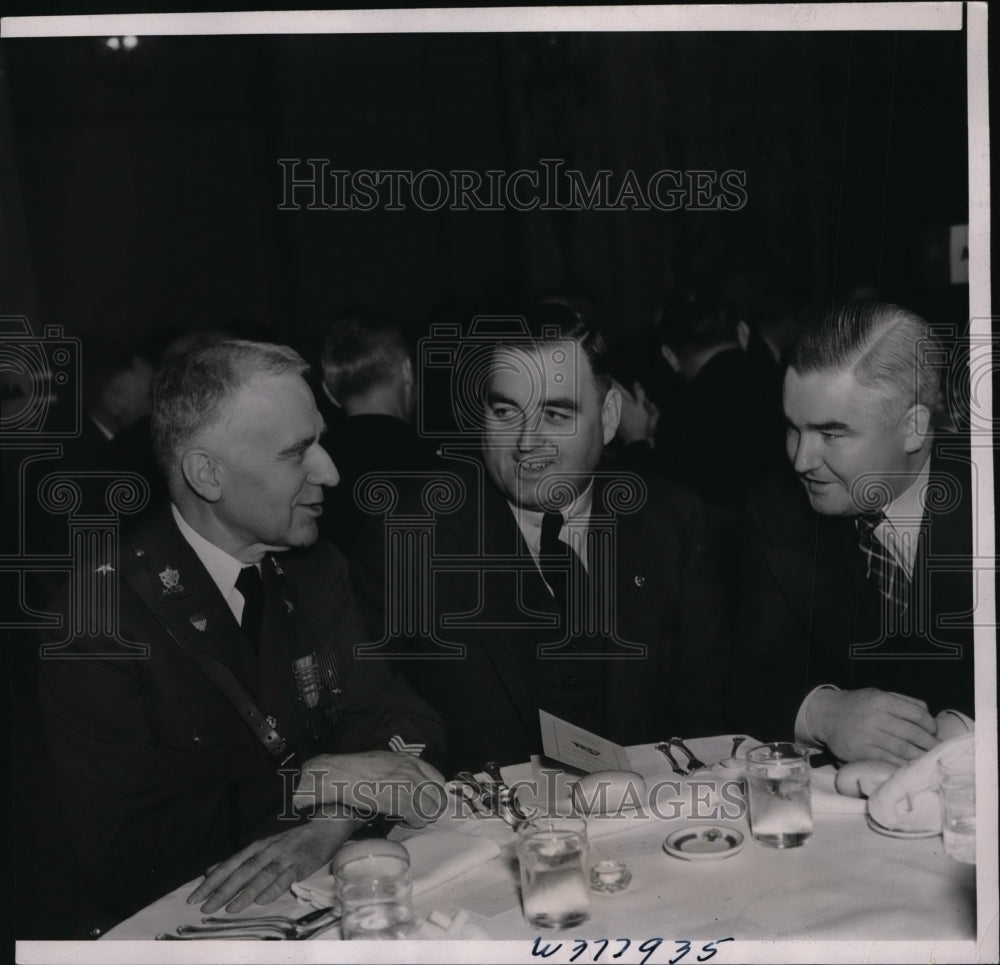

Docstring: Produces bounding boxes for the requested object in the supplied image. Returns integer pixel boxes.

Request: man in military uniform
[38,339,446,929]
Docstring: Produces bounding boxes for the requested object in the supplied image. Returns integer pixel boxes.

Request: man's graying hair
[151,339,308,476]
[789,301,946,426]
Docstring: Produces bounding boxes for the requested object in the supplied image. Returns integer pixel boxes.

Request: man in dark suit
[317,311,439,553]
[351,303,728,771]
[37,339,445,931]
[732,301,975,765]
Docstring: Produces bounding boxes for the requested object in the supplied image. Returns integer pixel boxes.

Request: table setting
[104,729,978,945]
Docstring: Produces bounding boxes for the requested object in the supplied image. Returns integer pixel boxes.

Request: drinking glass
[746,742,813,848]
[333,839,414,939]
[516,816,590,929]
[938,739,975,864]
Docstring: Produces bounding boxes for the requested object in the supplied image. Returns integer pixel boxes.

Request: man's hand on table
[808,687,939,766]
[293,750,447,828]
[186,807,363,914]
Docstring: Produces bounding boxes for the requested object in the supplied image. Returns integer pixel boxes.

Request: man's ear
[601,385,623,444]
[180,449,223,502]
[901,403,932,452]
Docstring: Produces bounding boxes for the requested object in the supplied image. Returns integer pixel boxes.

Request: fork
[170,906,339,940]
[201,906,336,928]
[669,736,708,771]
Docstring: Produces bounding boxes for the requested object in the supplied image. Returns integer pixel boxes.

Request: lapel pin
[159,565,184,594]
[189,614,207,632]
[633,574,647,588]
[95,563,115,575]
[272,559,284,576]
[283,596,295,614]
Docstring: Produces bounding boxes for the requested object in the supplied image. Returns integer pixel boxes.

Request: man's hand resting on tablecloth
[187,807,364,914]
[806,687,939,766]
[292,750,447,828]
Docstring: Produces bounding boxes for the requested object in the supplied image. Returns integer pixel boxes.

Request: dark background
[1,27,971,352]
[0,9,987,949]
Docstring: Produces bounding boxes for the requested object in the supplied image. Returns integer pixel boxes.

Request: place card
[539,710,633,774]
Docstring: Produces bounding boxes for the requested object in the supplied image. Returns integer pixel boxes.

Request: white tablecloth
[103,736,977,943]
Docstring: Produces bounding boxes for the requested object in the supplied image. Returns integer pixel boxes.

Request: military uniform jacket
[38,506,445,919]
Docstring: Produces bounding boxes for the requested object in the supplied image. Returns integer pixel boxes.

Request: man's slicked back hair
[789,301,945,425]
[512,300,614,397]
[320,313,410,404]
[151,338,308,477]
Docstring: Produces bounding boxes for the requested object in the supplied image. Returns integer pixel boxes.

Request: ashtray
[663,825,745,860]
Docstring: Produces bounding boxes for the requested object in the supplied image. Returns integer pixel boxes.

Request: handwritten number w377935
[531,937,735,964]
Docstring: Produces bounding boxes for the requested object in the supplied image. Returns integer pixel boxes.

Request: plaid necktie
[539,511,588,622]
[235,563,263,652]
[856,512,909,613]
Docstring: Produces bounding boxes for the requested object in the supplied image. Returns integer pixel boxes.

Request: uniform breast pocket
[143,695,251,756]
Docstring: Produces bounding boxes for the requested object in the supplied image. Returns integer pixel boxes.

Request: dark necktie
[856,512,908,613]
[539,511,588,627]
[235,564,263,652]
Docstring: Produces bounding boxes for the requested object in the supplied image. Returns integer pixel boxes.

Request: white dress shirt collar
[874,458,930,576]
[508,481,594,571]
[171,504,256,622]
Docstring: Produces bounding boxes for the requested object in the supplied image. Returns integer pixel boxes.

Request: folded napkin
[291,830,501,907]
[868,733,974,833]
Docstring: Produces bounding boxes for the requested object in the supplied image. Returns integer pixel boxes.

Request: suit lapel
[123,507,258,692]
[441,469,554,741]
[593,473,660,741]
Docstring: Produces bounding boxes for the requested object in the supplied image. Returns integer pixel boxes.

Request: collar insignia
[95,563,115,575]
[159,565,183,594]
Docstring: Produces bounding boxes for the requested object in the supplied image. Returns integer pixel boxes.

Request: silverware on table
[452,771,493,817]
[482,760,529,828]
[201,906,337,928]
[158,931,284,940]
[654,741,689,775]
[163,905,339,940]
[668,736,708,772]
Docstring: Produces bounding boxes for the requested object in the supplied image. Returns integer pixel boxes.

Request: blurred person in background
[318,310,439,553]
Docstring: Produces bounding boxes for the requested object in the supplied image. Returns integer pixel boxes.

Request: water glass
[516,816,590,929]
[333,839,414,940]
[746,742,813,848]
[938,740,975,864]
